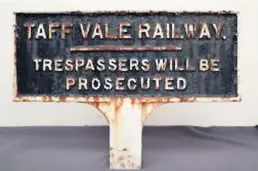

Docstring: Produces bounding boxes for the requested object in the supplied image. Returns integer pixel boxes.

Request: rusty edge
[13,10,239,15]
[13,96,242,103]
[12,11,241,104]
[13,13,18,102]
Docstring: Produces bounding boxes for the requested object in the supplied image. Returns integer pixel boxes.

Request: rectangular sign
[13,11,240,103]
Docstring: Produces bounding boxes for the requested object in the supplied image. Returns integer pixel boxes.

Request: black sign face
[13,12,240,103]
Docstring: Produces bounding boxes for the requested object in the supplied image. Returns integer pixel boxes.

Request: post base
[110,148,140,170]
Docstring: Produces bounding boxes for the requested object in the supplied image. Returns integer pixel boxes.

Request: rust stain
[12,96,242,103]
[130,97,142,106]
[114,98,122,114]
[59,96,66,102]
[179,97,196,102]
[131,98,135,106]
[93,97,100,109]
[93,102,99,109]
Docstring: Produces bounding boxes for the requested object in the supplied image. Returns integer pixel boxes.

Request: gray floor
[0,126,258,171]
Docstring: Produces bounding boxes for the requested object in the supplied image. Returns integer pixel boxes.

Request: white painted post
[109,98,142,169]
[94,98,160,170]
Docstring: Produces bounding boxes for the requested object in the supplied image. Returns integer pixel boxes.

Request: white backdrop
[0,0,257,126]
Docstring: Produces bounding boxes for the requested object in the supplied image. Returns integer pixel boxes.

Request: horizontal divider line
[70,45,182,52]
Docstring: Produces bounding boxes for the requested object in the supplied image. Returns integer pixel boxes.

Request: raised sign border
[12,11,241,103]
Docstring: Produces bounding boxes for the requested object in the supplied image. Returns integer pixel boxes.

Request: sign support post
[94,98,160,169]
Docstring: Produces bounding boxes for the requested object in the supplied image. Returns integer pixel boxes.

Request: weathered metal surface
[13,11,240,170]
[14,11,239,102]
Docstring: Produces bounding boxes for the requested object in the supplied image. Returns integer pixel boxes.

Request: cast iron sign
[13,11,240,170]
[13,11,240,102]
